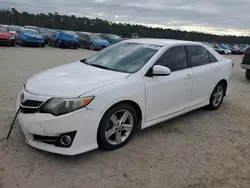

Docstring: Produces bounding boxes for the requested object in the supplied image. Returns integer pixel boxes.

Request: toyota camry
[16,39,233,155]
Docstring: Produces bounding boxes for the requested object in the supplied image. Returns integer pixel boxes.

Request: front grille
[21,107,39,114]
[21,100,43,108]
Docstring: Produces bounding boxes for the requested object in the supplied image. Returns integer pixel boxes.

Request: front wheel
[21,40,26,47]
[246,70,250,80]
[207,83,225,110]
[97,103,137,150]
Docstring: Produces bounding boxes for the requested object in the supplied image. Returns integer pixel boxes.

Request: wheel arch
[100,100,143,131]
[219,79,228,96]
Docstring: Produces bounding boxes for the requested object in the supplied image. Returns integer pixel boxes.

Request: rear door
[186,45,221,107]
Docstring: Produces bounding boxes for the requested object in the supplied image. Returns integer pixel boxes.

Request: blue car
[99,33,123,45]
[76,32,110,50]
[15,29,45,47]
[55,31,79,49]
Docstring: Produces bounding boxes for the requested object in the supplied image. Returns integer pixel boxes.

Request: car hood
[25,61,129,98]
[0,32,13,39]
[23,33,43,39]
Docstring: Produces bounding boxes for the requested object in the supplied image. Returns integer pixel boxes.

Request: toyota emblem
[20,93,25,103]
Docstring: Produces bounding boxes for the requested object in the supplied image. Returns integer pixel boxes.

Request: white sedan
[17,39,233,155]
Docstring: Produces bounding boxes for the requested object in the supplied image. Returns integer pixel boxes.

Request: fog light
[60,135,72,146]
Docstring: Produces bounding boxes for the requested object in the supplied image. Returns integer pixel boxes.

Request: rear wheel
[246,70,250,80]
[97,103,137,150]
[221,51,225,54]
[207,82,225,110]
[89,43,95,50]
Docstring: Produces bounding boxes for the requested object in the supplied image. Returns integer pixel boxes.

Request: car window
[0,26,7,32]
[187,46,210,67]
[155,46,188,72]
[208,52,218,63]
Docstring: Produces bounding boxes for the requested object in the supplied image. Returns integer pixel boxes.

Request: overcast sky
[1,0,250,36]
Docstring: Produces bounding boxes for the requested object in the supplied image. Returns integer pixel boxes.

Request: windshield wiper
[80,58,89,65]
[89,64,114,71]
[80,59,117,72]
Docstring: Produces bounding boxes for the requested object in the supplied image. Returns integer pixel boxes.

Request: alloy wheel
[105,110,134,145]
[212,85,224,107]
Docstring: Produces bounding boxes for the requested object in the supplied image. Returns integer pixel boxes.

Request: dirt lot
[0,47,250,188]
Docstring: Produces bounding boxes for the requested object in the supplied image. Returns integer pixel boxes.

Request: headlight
[40,96,94,116]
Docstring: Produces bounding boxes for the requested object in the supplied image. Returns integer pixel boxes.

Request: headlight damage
[40,96,94,116]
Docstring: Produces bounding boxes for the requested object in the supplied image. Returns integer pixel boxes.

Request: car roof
[124,38,201,46]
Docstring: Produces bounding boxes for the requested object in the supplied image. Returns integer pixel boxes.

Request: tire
[89,43,95,50]
[41,43,45,47]
[48,40,52,46]
[246,70,250,80]
[221,51,225,54]
[207,82,225,110]
[11,40,15,47]
[21,40,26,47]
[97,103,138,150]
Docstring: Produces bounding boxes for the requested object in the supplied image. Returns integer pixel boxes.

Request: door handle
[214,67,220,71]
[185,73,193,79]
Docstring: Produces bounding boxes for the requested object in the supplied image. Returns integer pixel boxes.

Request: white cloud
[1,0,250,35]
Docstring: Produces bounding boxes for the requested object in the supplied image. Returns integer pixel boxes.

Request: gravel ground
[0,47,250,188]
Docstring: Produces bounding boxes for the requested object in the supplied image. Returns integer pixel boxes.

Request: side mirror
[152,65,171,76]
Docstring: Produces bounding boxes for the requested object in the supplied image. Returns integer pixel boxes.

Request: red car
[0,26,15,46]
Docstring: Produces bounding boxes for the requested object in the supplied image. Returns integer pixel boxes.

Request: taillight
[243,51,246,61]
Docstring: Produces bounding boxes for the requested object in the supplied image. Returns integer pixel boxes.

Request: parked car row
[0,24,123,50]
[203,42,248,55]
[1,24,249,53]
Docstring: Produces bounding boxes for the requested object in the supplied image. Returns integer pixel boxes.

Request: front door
[144,46,193,122]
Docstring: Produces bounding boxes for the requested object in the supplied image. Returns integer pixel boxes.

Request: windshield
[108,34,121,39]
[40,28,53,35]
[8,26,21,31]
[89,34,102,40]
[84,42,161,73]
[65,31,77,36]
[22,29,39,35]
[221,44,230,50]
[0,27,7,32]
[25,26,39,33]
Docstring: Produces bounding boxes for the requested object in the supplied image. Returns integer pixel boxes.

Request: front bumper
[241,64,250,69]
[57,40,78,47]
[16,89,100,155]
[24,39,44,46]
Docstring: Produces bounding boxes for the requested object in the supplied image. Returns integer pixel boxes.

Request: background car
[241,47,250,80]
[55,31,79,49]
[47,30,61,47]
[211,44,231,54]
[24,25,40,33]
[39,28,54,44]
[76,32,110,50]
[98,33,123,44]
[15,29,45,47]
[219,44,233,54]
[7,25,23,34]
[0,26,15,46]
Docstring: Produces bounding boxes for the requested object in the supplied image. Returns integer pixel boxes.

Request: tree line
[0,8,249,44]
